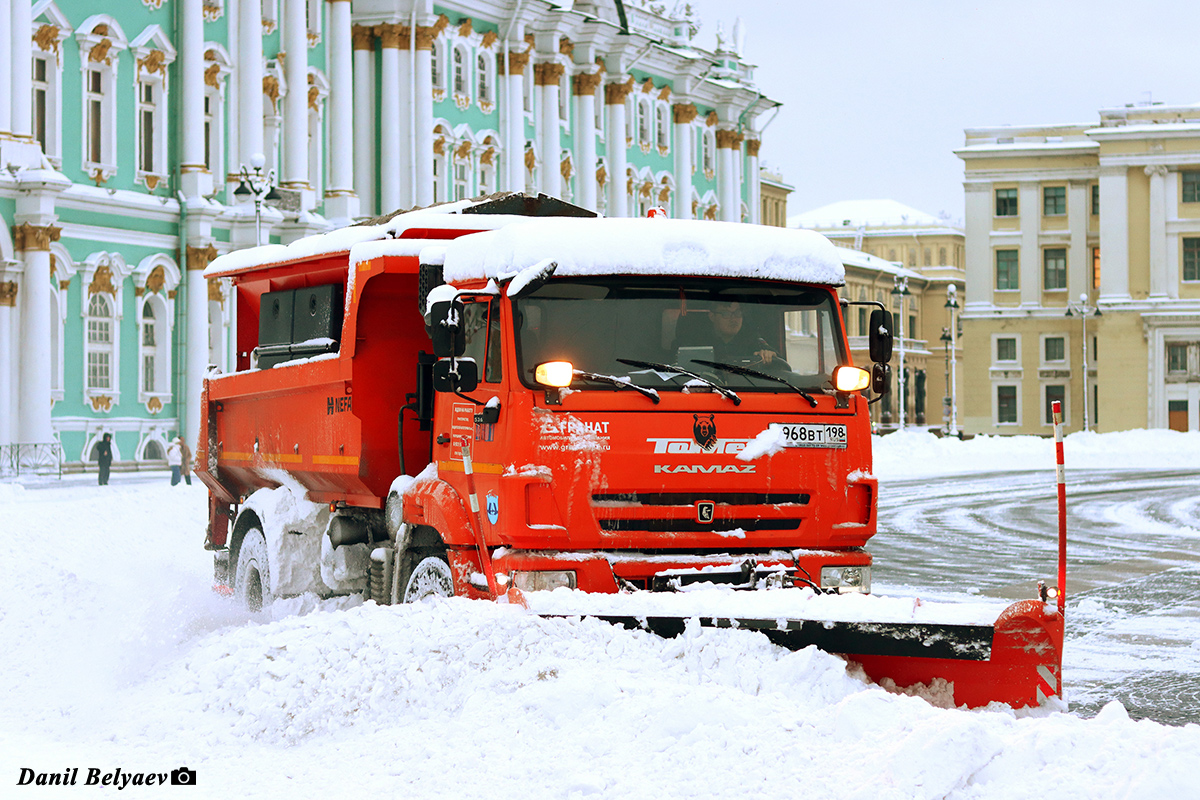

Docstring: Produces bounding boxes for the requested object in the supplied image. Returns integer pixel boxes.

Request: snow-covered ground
[2,430,1199,798]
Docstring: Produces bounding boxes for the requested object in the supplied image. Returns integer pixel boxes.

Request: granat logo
[17,766,196,789]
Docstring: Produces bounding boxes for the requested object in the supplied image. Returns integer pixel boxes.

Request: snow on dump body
[524,586,1010,627]
[443,217,847,286]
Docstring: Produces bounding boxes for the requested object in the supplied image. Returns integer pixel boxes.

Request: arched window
[558,72,569,122]
[453,46,467,96]
[637,98,651,145]
[432,41,445,91]
[624,95,635,142]
[86,294,114,391]
[701,129,715,175]
[476,52,491,104]
[656,104,670,151]
[139,295,170,398]
[939,246,947,265]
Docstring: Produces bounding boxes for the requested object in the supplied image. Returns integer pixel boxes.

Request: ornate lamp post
[944,283,959,435]
[891,276,910,429]
[233,152,281,245]
[1065,292,1101,431]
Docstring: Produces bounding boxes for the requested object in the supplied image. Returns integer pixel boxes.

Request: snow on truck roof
[205,197,845,286]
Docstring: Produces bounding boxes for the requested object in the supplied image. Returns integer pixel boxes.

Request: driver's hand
[754,349,776,365]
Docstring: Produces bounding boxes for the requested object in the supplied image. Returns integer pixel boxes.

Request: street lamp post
[233,152,281,245]
[944,283,959,435]
[891,276,910,429]
[1065,292,1100,432]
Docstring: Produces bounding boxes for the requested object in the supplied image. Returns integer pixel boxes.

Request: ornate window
[476,52,491,106]
[453,45,467,95]
[76,17,127,179]
[655,103,670,152]
[86,294,115,393]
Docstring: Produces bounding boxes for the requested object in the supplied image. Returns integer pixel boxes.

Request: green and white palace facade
[0,0,778,470]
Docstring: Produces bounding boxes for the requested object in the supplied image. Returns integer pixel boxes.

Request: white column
[716,129,737,222]
[963,182,992,311]
[16,237,52,442]
[185,247,211,449]
[398,39,414,208]
[1067,179,1089,300]
[1098,165,1130,302]
[746,139,761,224]
[179,0,207,198]
[1,0,13,135]
[238,0,264,161]
[1018,180,1039,307]
[378,26,401,212]
[352,25,375,216]
[0,282,13,445]
[282,0,308,190]
[225,0,241,199]
[413,26,435,207]
[605,80,629,217]
[672,103,695,219]
[536,63,562,198]
[572,74,598,211]
[11,0,31,139]
[503,50,527,191]
[323,0,357,220]
[1147,164,1168,299]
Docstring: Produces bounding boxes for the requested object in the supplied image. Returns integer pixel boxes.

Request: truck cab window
[462,298,502,383]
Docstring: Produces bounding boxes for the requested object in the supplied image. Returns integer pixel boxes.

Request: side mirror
[432,357,479,394]
[429,299,466,358]
[871,362,891,396]
[869,309,894,364]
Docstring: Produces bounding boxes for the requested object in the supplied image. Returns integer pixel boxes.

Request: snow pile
[443,217,846,286]
[874,427,1200,480]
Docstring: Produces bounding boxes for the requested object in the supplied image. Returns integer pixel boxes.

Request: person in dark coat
[96,433,113,486]
[705,301,778,366]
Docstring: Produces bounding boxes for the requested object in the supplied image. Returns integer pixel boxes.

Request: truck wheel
[403,554,453,602]
[235,528,272,612]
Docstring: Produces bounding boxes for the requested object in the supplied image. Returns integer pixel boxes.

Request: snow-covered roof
[441,218,845,287]
[789,199,955,231]
[838,248,923,281]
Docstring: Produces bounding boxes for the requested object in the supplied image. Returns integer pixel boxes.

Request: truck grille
[598,518,801,533]
[591,492,808,534]
[592,492,809,506]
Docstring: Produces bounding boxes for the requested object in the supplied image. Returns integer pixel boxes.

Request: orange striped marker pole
[1052,400,1067,615]
[461,437,501,598]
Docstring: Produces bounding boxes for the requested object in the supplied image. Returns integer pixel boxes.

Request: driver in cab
[706,301,777,366]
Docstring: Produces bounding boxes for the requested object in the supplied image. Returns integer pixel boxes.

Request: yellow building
[956,103,1200,434]
[760,168,793,227]
[791,200,966,430]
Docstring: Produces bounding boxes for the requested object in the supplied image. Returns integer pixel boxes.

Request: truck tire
[403,554,453,602]
[235,528,272,612]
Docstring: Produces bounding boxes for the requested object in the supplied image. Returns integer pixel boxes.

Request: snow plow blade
[547,598,1063,709]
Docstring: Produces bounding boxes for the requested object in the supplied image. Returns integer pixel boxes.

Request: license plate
[768,423,847,449]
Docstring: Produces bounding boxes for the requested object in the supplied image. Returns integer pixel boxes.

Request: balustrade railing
[0,442,64,478]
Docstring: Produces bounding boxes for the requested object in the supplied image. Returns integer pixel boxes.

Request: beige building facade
[760,168,793,227]
[792,200,966,430]
[957,103,1200,435]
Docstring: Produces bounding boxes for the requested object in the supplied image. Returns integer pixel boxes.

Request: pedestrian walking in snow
[167,437,183,486]
[179,439,193,486]
[96,433,113,486]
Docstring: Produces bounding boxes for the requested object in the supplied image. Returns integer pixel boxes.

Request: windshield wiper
[572,369,661,404]
[616,358,741,405]
[690,360,819,408]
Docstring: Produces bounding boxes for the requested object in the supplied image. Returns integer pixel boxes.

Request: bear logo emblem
[693,413,717,452]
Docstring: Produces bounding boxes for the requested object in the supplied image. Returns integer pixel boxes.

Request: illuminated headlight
[833,365,871,393]
[534,361,574,388]
[511,570,577,592]
[820,566,871,594]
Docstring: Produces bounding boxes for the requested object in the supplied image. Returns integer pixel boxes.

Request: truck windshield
[513,277,846,393]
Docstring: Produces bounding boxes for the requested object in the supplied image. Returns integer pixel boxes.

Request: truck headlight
[534,361,574,387]
[833,365,871,393]
[511,570,577,592]
[820,566,871,594]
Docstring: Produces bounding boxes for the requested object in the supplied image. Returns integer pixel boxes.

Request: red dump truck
[197,194,1064,709]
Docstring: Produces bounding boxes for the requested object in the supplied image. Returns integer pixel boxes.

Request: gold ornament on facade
[704,168,714,182]
[308,85,320,111]
[351,25,375,51]
[639,180,653,198]
[479,99,495,114]
[595,164,607,187]
[167,289,176,300]
[559,37,574,56]
[378,23,404,49]
[454,92,471,111]
[308,31,320,48]
[13,223,61,251]
[88,265,116,297]
[0,282,17,307]
[560,156,573,181]
[657,85,671,102]
[572,71,603,96]
[506,49,531,75]
[145,265,166,295]
[33,25,61,60]
[658,183,671,204]
[263,76,280,110]
[746,139,761,158]
[705,110,718,127]
[594,57,606,74]
[715,129,743,149]
[142,0,164,9]
[138,50,167,75]
[204,63,221,88]
[480,146,495,166]
[90,168,108,186]
[146,397,163,415]
[415,15,448,50]
[144,175,161,190]
[480,31,497,49]
[89,395,113,413]
[672,103,697,125]
[433,136,446,156]
[704,204,717,221]
[455,141,472,160]
[534,62,566,86]
[187,244,218,272]
[262,18,277,34]
[59,280,70,290]
[639,142,650,155]
[202,2,222,22]
[691,199,699,218]
[524,32,535,47]
[89,39,113,65]
[524,147,536,171]
[134,286,144,297]
[641,78,655,94]
[208,277,225,303]
[457,18,473,37]
[604,75,635,105]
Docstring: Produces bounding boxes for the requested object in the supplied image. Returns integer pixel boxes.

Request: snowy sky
[683,0,1200,223]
